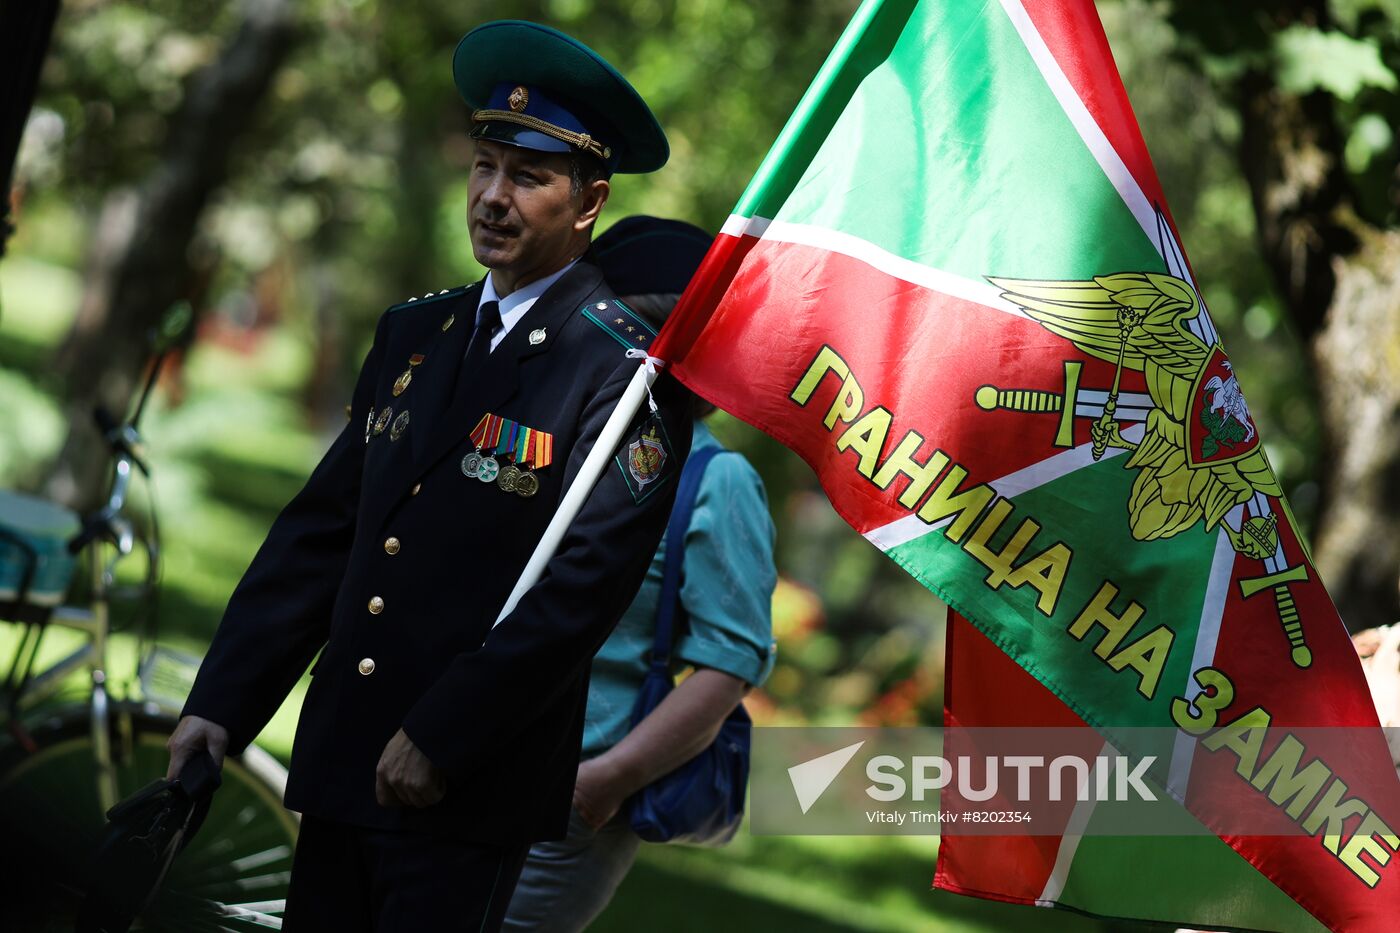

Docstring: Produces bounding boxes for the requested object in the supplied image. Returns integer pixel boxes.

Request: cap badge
[508,85,529,112]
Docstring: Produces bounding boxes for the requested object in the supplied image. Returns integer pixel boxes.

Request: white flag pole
[493,359,657,626]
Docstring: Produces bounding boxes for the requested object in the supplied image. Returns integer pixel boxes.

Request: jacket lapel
[358,285,480,539]
[406,282,483,466]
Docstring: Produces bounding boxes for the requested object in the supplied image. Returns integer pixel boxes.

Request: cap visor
[470,121,575,155]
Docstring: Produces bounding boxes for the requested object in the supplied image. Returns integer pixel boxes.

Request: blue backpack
[625,446,751,845]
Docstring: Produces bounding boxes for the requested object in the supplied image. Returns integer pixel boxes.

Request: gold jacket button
[384,537,401,555]
[411,482,422,496]
[358,658,376,675]
[368,596,385,614]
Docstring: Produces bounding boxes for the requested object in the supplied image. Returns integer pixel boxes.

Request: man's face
[468,140,592,288]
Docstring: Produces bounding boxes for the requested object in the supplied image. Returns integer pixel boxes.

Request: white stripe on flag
[721,214,770,238]
[1166,526,1238,802]
[996,0,1161,262]
[1037,740,1116,906]
[864,423,1144,553]
[718,215,1028,320]
[998,0,1234,356]
[865,512,952,552]
[1247,493,1286,574]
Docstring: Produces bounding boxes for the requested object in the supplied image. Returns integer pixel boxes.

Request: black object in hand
[74,751,221,933]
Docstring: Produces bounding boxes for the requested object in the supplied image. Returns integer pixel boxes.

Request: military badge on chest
[616,414,676,503]
[462,412,555,498]
[370,406,393,439]
[366,352,431,446]
[392,354,425,396]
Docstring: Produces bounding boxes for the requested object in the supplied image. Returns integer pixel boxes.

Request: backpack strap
[649,445,725,671]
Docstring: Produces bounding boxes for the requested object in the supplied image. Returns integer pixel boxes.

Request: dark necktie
[461,299,502,382]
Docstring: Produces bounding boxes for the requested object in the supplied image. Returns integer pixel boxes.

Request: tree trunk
[1,0,62,259]
[1236,70,1400,632]
[44,0,298,508]
[1307,228,1400,631]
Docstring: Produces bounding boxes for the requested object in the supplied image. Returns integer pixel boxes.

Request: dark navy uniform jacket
[183,258,691,843]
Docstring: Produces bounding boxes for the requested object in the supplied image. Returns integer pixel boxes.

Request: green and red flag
[651,0,1400,929]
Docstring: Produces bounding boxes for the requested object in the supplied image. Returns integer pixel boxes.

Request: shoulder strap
[581,297,658,351]
[650,445,725,670]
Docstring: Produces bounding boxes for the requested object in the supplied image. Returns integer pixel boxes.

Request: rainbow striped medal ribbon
[462,413,504,481]
[494,419,524,493]
[513,427,552,499]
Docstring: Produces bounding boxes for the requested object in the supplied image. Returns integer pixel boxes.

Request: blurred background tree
[1,0,1398,928]
[1158,0,1400,635]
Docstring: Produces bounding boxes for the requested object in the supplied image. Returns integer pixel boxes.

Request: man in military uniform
[165,21,691,932]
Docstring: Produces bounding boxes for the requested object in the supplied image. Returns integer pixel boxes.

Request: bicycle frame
[2,308,295,927]
[8,481,140,814]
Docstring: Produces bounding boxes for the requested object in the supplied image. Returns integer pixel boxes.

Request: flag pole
[492,359,656,626]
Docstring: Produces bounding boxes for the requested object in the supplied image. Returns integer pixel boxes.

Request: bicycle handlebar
[93,406,148,476]
[67,518,103,555]
[67,409,147,555]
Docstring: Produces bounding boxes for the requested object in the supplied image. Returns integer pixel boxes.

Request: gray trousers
[501,808,641,932]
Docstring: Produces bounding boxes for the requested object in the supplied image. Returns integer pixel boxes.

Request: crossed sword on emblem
[975,360,1313,668]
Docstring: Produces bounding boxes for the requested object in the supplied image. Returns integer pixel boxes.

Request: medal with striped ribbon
[514,428,552,498]
[462,413,502,479]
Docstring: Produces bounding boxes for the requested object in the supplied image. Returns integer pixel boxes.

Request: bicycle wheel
[0,702,297,932]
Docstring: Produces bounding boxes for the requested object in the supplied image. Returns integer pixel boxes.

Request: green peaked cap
[452,20,668,175]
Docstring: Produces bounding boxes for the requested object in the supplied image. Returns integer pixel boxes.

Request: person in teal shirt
[504,217,777,932]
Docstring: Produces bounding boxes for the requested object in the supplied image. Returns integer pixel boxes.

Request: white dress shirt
[477,259,579,352]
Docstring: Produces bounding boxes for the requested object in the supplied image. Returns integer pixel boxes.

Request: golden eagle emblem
[987,271,1280,559]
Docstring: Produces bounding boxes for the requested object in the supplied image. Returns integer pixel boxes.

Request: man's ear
[574,178,610,233]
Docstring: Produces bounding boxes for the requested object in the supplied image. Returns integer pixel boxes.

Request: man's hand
[573,755,630,830]
[375,728,447,808]
[166,715,230,780]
